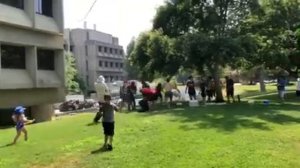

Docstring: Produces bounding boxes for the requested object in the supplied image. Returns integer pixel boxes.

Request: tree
[152,0,259,102]
[65,52,80,94]
[129,30,183,81]
[240,0,300,80]
[125,38,140,79]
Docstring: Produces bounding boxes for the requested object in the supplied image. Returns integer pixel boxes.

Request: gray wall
[64,28,125,91]
[0,0,65,123]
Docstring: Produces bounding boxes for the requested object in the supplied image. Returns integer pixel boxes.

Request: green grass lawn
[1,86,300,168]
[235,83,296,98]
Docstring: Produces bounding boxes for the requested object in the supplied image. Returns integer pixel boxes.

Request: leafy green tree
[125,39,140,79]
[129,30,183,81]
[65,52,80,94]
[152,0,259,102]
[241,0,300,80]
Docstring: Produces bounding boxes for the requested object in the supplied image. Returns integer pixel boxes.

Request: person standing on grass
[155,83,163,103]
[200,78,207,104]
[128,81,137,110]
[11,106,29,145]
[94,76,110,123]
[119,81,128,111]
[100,95,119,151]
[164,78,174,104]
[225,76,235,103]
[206,76,213,102]
[185,76,196,100]
[277,76,287,101]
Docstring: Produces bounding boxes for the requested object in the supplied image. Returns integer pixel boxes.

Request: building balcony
[0,1,64,34]
[0,3,32,28]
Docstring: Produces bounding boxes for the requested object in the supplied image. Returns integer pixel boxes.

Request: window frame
[1,44,26,69]
[35,0,53,17]
[37,49,55,71]
[0,0,24,9]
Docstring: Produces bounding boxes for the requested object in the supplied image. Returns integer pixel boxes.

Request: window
[110,76,113,81]
[104,47,107,53]
[1,45,26,69]
[36,0,53,17]
[116,76,119,80]
[120,63,123,68]
[70,45,74,52]
[115,62,118,68]
[85,46,88,56]
[86,60,88,71]
[110,62,113,68]
[37,49,55,70]
[99,61,102,67]
[109,48,113,54]
[98,46,102,52]
[115,49,118,54]
[0,0,23,9]
[104,62,108,67]
[119,50,123,55]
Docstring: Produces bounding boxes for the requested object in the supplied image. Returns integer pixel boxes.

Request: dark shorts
[227,88,234,97]
[165,91,173,99]
[102,122,115,136]
[16,122,24,131]
[207,90,213,97]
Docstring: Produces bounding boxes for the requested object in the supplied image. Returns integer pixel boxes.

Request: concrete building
[64,27,125,92]
[0,0,65,125]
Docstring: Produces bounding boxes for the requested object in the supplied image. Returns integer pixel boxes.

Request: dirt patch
[29,155,82,168]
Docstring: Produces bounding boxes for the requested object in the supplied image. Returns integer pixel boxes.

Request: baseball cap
[14,106,26,114]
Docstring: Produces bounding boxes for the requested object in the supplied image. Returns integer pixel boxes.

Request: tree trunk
[258,67,266,92]
[212,65,224,102]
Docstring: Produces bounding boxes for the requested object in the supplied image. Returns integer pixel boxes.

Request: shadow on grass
[0,143,14,148]
[90,147,111,154]
[86,122,100,127]
[140,100,300,132]
[0,125,14,130]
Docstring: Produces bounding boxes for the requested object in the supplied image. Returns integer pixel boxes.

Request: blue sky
[63,0,165,48]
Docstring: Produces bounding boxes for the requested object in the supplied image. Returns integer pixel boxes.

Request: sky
[63,0,165,50]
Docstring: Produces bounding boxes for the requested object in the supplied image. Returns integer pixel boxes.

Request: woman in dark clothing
[128,81,137,110]
[155,83,163,103]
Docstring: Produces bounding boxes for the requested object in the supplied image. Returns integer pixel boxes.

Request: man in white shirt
[94,75,110,123]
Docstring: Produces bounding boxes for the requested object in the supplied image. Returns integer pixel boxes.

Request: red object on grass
[141,88,156,95]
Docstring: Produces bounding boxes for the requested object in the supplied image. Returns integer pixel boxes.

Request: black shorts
[102,122,115,136]
[165,91,173,99]
[227,88,234,97]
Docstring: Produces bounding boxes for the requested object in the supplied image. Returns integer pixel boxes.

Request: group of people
[186,76,235,103]
[9,75,236,150]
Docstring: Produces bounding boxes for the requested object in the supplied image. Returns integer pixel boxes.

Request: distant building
[0,0,65,125]
[64,27,125,92]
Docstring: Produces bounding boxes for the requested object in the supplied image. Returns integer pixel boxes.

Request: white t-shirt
[95,83,110,102]
[164,82,173,92]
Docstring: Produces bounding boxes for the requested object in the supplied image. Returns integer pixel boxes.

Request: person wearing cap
[11,106,29,145]
[94,76,110,123]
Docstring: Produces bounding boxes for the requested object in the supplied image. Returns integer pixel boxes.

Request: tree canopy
[128,0,300,101]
